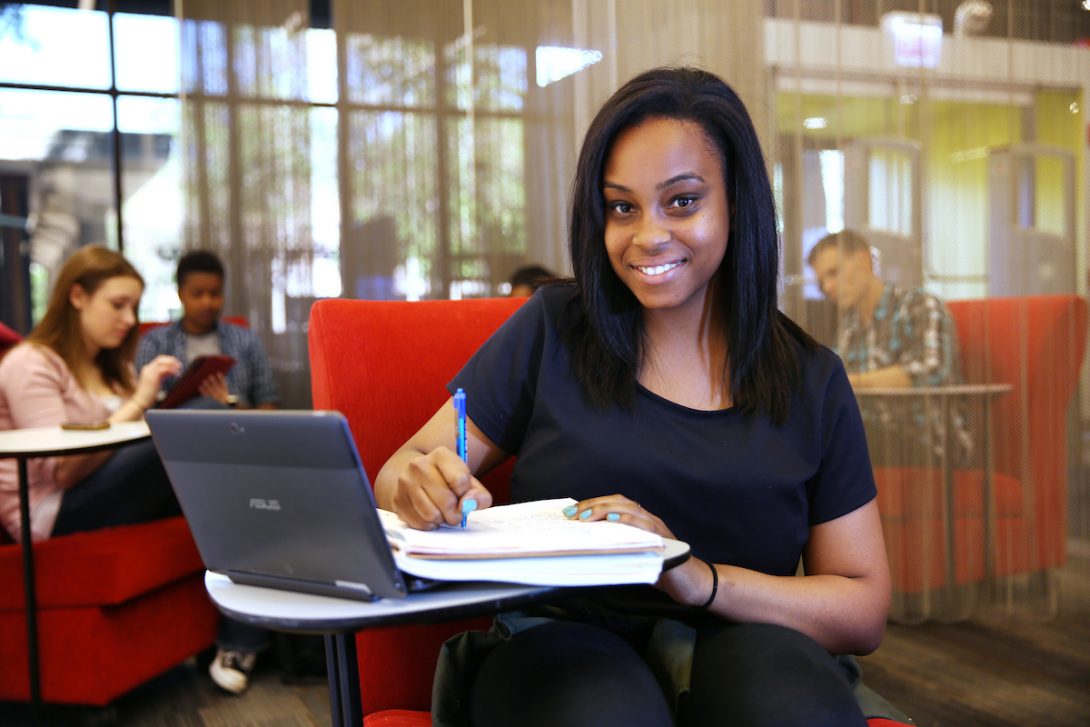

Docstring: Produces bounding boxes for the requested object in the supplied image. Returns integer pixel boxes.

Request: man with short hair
[136,249,278,693]
[808,229,968,465]
[137,250,279,410]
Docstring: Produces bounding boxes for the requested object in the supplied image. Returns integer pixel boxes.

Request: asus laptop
[146,408,430,601]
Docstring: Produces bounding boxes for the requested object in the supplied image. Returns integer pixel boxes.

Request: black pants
[468,620,866,727]
[51,438,180,535]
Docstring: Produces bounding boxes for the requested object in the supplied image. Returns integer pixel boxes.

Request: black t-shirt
[450,285,876,578]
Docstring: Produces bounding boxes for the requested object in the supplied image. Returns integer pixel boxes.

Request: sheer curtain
[174,0,1087,622]
[176,0,315,406]
[769,0,1087,622]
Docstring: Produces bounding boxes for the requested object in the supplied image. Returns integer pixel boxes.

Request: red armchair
[0,519,218,704]
[309,297,523,720]
[307,296,913,727]
[0,323,220,704]
[875,295,1087,619]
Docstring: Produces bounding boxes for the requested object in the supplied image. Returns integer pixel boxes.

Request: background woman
[0,245,180,543]
[376,67,891,727]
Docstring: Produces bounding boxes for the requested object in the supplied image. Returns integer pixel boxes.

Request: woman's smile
[633,258,687,278]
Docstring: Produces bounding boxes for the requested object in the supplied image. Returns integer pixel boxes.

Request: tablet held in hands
[157,355,236,409]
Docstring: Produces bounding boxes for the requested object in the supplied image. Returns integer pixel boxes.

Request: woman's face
[71,275,142,354]
[602,117,729,318]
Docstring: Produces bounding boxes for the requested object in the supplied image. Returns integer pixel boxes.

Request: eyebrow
[603,173,706,193]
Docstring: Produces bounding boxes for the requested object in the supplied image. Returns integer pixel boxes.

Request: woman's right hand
[134,354,182,409]
[390,446,493,530]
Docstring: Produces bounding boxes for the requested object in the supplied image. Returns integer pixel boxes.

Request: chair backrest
[0,321,21,359]
[307,296,525,714]
[947,295,1088,568]
[137,315,249,337]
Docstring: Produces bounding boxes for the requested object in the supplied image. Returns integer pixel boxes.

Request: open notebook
[380,498,665,586]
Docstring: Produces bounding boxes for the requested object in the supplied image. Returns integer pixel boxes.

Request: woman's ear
[69,283,88,311]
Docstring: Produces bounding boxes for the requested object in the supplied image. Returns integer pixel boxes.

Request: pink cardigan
[0,343,115,541]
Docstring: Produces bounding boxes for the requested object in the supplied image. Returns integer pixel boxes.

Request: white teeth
[636,261,682,276]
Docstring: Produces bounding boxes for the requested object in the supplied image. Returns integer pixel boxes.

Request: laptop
[146,408,432,601]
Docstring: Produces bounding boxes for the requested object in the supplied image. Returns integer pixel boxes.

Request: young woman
[0,245,181,542]
[376,67,891,727]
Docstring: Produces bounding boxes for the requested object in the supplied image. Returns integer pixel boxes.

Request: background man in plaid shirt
[808,229,969,466]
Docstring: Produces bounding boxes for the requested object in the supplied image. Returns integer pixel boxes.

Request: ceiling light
[803,117,828,130]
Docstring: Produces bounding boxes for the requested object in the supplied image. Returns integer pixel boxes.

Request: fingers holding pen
[396,446,492,530]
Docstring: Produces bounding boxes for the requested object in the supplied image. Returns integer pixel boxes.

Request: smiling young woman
[375,67,890,727]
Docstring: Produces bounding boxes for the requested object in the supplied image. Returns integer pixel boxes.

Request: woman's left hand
[564,495,714,607]
[562,494,676,540]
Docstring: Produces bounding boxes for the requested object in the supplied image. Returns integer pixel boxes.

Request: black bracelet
[696,556,718,609]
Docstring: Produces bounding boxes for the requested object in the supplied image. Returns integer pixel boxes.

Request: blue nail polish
[579,509,592,520]
[606,512,620,522]
[461,498,477,528]
[563,505,578,518]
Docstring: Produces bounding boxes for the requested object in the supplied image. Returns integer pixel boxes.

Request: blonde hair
[27,245,144,393]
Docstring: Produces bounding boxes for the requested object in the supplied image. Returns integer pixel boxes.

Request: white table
[0,421,150,716]
[856,384,1012,591]
[205,538,691,726]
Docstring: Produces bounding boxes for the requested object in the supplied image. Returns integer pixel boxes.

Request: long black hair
[567,66,814,424]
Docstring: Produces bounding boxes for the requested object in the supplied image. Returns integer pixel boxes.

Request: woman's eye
[671,195,698,210]
[608,201,633,215]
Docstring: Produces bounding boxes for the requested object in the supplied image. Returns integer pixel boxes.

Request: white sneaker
[209,648,257,694]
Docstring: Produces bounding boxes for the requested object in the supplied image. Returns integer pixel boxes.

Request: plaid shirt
[838,286,969,464]
[136,320,279,408]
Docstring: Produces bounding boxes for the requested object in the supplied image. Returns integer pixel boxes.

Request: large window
[0,3,182,326]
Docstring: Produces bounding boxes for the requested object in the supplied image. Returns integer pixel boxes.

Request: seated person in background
[137,250,278,409]
[0,245,181,543]
[807,229,968,465]
[377,67,889,727]
[507,264,557,297]
[136,249,275,692]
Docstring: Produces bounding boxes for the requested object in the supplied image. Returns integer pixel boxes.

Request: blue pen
[454,388,473,527]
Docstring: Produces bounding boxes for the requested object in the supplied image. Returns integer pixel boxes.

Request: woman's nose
[633,215,670,248]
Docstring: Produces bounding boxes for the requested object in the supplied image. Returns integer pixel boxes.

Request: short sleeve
[807,356,878,525]
[448,290,555,455]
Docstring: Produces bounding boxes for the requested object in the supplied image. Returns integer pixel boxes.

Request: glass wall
[0,0,1086,625]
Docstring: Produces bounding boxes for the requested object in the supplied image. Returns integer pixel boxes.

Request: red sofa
[874,295,1087,616]
[0,326,219,705]
[307,296,913,727]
